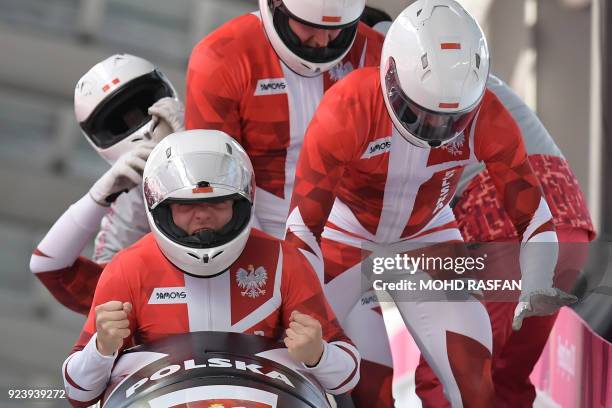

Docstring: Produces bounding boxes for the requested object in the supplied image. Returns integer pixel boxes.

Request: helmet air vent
[421,53,429,69]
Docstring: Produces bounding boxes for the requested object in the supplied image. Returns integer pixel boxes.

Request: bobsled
[101,331,331,408]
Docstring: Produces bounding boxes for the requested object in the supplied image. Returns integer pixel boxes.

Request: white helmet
[143,130,255,277]
[75,54,178,164]
[259,0,365,77]
[380,0,489,148]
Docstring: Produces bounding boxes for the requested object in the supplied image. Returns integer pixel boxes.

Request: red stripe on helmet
[439,102,460,109]
[322,15,342,23]
[192,186,214,193]
[441,43,461,50]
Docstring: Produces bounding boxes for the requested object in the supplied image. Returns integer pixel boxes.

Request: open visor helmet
[143,130,255,277]
[259,0,365,77]
[380,0,489,148]
[74,54,177,164]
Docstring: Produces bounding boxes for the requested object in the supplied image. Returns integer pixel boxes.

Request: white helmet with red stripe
[74,54,178,164]
[143,130,255,277]
[380,0,489,148]
[259,0,365,77]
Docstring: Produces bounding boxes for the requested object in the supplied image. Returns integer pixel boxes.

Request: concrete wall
[536,1,592,203]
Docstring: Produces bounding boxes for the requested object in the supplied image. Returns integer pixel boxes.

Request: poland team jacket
[62,231,360,407]
[285,67,559,294]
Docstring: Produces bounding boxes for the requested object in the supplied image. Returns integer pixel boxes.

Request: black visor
[385,58,481,147]
[152,195,252,250]
[80,70,174,149]
[271,1,359,65]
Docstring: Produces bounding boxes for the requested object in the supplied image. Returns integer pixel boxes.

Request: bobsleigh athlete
[62,131,360,407]
[361,8,595,407]
[93,1,393,404]
[416,76,595,407]
[29,54,184,314]
[286,1,576,406]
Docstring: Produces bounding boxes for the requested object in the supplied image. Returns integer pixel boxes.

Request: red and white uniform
[183,14,387,405]
[287,67,556,291]
[30,194,107,315]
[92,26,387,398]
[90,15,386,402]
[286,67,558,407]
[454,76,595,243]
[287,68,554,255]
[414,76,595,408]
[185,13,383,240]
[62,231,359,407]
[93,188,149,264]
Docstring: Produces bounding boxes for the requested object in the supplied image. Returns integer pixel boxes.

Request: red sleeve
[279,242,351,345]
[285,74,365,253]
[474,91,555,241]
[71,256,137,355]
[279,242,360,393]
[35,257,104,315]
[63,256,138,407]
[184,22,247,142]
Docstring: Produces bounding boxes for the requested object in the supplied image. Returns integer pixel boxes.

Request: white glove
[89,141,155,206]
[148,97,184,143]
[512,288,578,331]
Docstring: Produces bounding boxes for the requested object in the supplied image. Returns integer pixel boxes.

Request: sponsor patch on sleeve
[254,78,288,96]
[361,137,392,159]
[148,287,188,304]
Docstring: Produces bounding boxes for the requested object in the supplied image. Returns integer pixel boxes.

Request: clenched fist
[284,310,324,367]
[95,301,132,356]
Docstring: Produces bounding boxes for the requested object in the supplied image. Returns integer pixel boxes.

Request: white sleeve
[93,188,150,263]
[519,197,559,295]
[62,333,116,404]
[285,207,325,283]
[300,340,360,395]
[30,193,109,274]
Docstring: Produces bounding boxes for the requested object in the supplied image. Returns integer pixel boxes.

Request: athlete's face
[288,18,341,48]
[170,200,234,235]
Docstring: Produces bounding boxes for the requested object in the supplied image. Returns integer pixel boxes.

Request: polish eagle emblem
[329,61,354,82]
[236,264,268,299]
[442,133,465,156]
